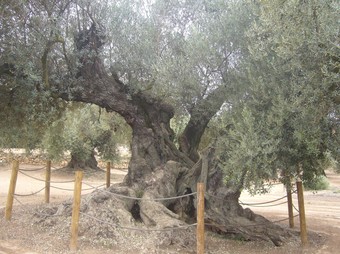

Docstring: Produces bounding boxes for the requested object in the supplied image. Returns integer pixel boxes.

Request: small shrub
[304,175,329,191]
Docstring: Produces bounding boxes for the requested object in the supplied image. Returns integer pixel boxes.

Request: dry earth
[0,161,339,254]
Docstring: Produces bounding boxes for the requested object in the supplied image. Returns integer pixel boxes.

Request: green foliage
[215,0,339,193]
[248,0,339,176]
[0,83,66,149]
[41,103,131,162]
[304,175,330,191]
[0,0,69,149]
[216,106,281,194]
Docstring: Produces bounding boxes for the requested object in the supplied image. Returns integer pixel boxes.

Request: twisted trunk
[48,25,293,246]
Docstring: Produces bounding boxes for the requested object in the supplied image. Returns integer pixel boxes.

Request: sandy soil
[0,162,339,253]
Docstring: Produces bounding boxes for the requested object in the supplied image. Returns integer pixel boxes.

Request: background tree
[41,103,131,170]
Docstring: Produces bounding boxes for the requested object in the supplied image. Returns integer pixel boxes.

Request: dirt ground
[0,162,339,254]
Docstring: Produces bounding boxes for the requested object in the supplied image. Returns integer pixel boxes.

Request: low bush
[304,175,330,191]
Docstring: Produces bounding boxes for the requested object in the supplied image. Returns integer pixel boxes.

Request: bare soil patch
[0,163,339,253]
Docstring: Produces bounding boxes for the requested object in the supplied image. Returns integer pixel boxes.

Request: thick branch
[58,75,138,125]
[179,85,228,162]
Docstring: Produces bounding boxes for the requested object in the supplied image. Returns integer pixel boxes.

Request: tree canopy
[0,0,338,188]
[214,0,339,192]
[1,0,339,187]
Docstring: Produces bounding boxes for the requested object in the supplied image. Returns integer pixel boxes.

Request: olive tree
[1,0,338,246]
[41,103,131,170]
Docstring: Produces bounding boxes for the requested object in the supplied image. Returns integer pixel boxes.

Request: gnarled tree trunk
[50,24,294,247]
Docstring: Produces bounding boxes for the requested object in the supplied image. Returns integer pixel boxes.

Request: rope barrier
[239,195,287,206]
[50,186,75,191]
[13,196,25,206]
[14,187,46,197]
[82,182,197,201]
[49,183,106,192]
[78,192,298,239]
[8,160,306,246]
[48,179,75,184]
[18,170,75,183]
[240,200,288,207]
[51,166,66,170]
[293,203,299,213]
[206,192,288,207]
[80,212,197,232]
[81,185,106,191]
[82,182,106,189]
[270,214,299,224]
[19,166,45,172]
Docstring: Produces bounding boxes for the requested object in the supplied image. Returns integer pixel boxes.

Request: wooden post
[69,171,83,251]
[200,156,208,187]
[197,182,205,254]
[106,162,111,188]
[286,182,294,228]
[5,160,19,220]
[45,160,51,203]
[296,179,308,246]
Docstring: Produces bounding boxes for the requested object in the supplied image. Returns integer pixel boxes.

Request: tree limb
[179,85,228,162]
